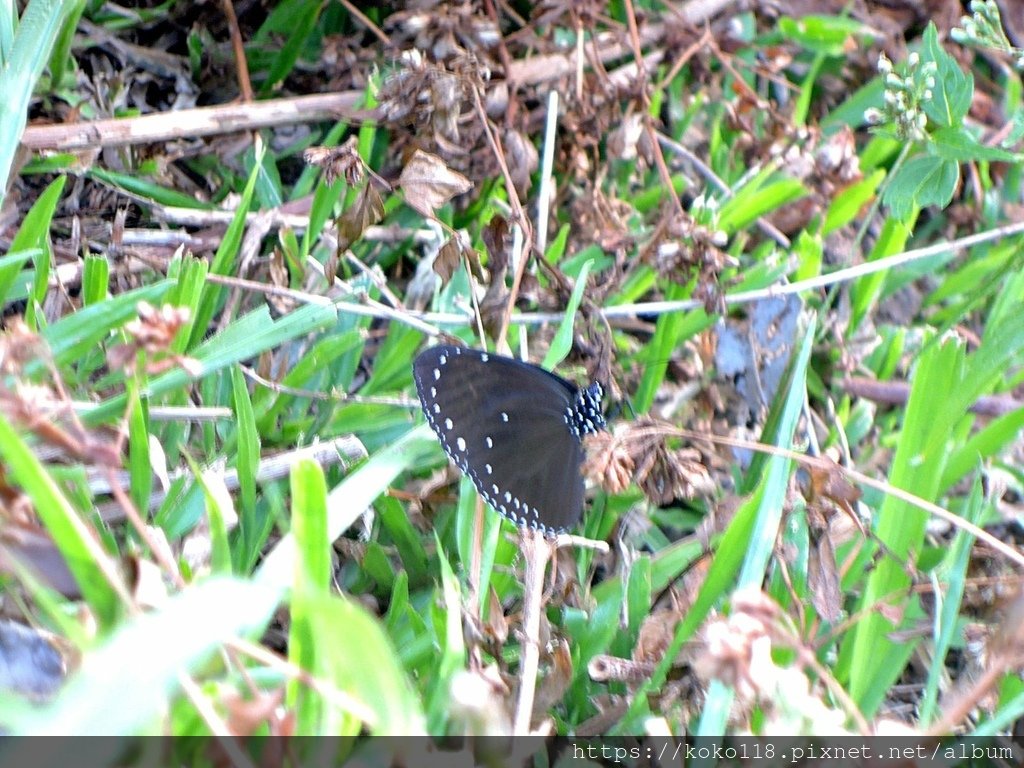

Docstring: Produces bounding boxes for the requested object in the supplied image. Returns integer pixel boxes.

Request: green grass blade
[296,591,428,734]
[0,412,128,628]
[255,424,439,590]
[82,254,109,306]
[126,382,152,514]
[83,302,337,425]
[543,258,593,369]
[0,175,64,306]
[230,365,260,516]
[187,143,265,350]
[288,458,331,733]
[0,1,71,196]
[918,476,985,723]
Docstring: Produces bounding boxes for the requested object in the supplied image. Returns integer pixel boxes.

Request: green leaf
[82,254,109,306]
[0,176,65,307]
[43,281,174,368]
[543,258,593,370]
[288,459,331,733]
[922,22,973,128]
[882,154,959,220]
[824,168,884,234]
[777,15,875,56]
[126,383,152,514]
[188,143,266,350]
[88,168,212,210]
[183,453,234,575]
[47,0,85,91]
[427,536,465,734]
[257,0,323,94]
[918,478,985,724]
[84,302,337,425]
[718,177,808,233]
[295,591,427,734]
[620,315,817,733]
[931,126,1021,162]
[230,365,260,516]
[842,311,1024,714]
[0,1,74,193]
[849,216,912,333]
[255,425,439,591]
[633,283,692,414]
[822,78,884,133]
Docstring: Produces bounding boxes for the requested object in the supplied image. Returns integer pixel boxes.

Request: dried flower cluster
[585,417,714,507]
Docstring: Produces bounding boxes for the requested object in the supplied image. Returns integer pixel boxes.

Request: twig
[335,0,391,46]
[20,92,368,151]
[220,0,254,102]
[513,528,553,735]
[103,465,185,589]
[843,376,1024,417]
[622,0,684,220]
[468,81,533,348]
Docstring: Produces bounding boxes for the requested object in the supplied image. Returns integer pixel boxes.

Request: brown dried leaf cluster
[585,417,714,508]
[107,301,198,376]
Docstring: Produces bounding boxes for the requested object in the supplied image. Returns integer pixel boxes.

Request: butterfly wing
[413,345,593,533]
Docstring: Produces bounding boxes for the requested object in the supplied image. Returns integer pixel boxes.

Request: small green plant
[951,0,1024,70]
[864,52,936,141]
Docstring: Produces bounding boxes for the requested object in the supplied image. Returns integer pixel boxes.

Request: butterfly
[413,345,605,534]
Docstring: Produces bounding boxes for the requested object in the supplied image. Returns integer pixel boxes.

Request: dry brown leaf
[303,137,365,186]
[398,149,472,218]
[532,638,574,721]
[434,237,462,283]
[503,128,538,197]
[807,521,843,623]
[338,183,384,248]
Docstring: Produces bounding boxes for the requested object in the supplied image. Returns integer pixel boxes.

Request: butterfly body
[413,345,605,535]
